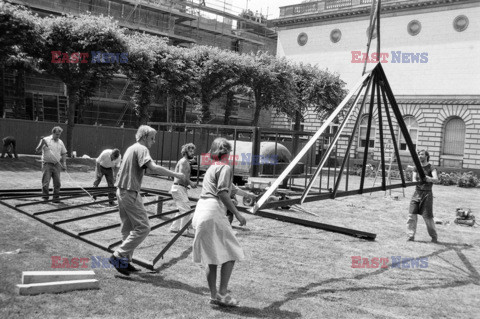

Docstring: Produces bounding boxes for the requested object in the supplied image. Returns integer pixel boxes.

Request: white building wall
[276,6,480,96]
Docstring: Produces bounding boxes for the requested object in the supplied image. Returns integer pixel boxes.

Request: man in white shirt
[35,126,67,203]
[93,148,121,205]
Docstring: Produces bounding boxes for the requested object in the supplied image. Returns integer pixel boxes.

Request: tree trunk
[292,110,302,156]
[223,90,234,125]
[65,85,78,157]
[294,110,302,131]
[252,90,262,126]
[181,98,188,123]
[199,94,211,124]
[136,79,151,126]
[0,66,4,117]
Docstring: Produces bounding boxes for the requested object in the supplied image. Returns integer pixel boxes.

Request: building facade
[272,0,480,169]
[1,0,277,127]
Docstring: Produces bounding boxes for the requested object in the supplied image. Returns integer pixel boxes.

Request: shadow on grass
[154,246,193,272]
[117,247,207,296]
[266,243,479,311]
[212,304,301,318]
[117,271,208,296]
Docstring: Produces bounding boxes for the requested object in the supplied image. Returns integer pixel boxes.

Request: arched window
[398,116,418,151]
[443,117,465,156]
[358,115,376,148]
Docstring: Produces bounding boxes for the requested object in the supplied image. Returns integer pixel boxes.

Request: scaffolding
[4,0,276,126]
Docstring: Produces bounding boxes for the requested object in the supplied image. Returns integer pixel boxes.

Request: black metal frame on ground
[0,187,198,270]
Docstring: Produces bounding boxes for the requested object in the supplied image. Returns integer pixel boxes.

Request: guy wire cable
[41,139,95,200]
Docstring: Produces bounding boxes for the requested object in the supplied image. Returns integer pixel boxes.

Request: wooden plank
[22,271,95,284]
[17,279,99,295]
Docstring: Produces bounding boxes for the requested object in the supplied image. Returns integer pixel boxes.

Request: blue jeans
[42,163,61,200]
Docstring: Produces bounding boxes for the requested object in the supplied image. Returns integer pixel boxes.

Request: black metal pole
[379,75,406,185]
[376,75,386,190]
[359,72,376,193]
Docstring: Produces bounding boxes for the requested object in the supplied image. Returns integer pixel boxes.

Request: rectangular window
[360,127,376,148]
[399,128,417,151]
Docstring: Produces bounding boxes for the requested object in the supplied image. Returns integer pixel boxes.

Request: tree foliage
[39,13,127,155]
[189,45,244,123]
[1,2,348,135]
[122,33,167,125]
[0,1,42,69]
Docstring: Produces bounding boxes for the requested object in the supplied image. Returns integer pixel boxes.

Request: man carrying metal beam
[169,143,197,238]
[109,125,186,275]
[406,149,439,243]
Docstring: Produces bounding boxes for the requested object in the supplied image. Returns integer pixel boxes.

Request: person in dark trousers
[406,149,439,243]
[35,127,67,203]
[93,148,122,205]
[1,136,18,159]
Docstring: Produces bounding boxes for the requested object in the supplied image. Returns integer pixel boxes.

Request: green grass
[1,156,479,318]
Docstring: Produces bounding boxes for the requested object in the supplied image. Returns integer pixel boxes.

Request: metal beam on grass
[16,189,109,207]
[248,209,376,241]
[53,196,174,226]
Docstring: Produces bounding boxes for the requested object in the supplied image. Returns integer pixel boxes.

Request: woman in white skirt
[192,137,247,307]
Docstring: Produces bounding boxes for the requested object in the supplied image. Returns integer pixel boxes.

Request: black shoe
[108,254,131,276]
[126,263,140,272]
[109,201,116,206]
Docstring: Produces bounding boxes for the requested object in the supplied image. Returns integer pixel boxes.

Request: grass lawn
[0,156,479,319]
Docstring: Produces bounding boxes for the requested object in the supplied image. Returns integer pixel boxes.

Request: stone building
[271,0,480,169]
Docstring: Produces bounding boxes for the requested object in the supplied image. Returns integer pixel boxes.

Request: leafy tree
[153,45,199,123]
[189,45,244,123]
[40,13,127,155]
[0,1,41,67]
[0,2,42,116]
[241,51,296,126]
[122,33,167,125]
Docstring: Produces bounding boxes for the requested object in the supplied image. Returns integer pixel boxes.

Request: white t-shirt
[96,149,122,168]
[42,135,67,164]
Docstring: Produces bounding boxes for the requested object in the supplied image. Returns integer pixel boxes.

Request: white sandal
[216,293,239,307]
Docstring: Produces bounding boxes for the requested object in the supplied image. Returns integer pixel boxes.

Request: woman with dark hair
[192,137,247,307]
[407,149,439,243]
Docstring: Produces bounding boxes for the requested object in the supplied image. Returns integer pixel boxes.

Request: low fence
[0,118,136,158]
[1,118,330,187]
